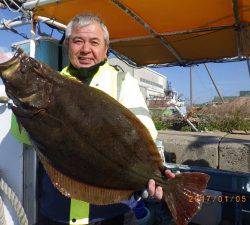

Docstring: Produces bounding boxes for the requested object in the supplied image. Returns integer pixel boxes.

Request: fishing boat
[0,1,249,224]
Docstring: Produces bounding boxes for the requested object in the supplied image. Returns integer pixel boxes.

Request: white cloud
[0,46,9,52]
[0,46,13,63]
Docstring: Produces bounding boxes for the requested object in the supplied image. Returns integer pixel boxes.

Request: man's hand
[147,170,175,200]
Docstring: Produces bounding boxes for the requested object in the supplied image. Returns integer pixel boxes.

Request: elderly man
[35,13,174,225]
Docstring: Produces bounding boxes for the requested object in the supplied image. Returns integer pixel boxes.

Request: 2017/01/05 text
[188,195,248,203]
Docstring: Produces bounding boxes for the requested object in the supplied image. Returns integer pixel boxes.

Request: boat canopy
[33,0,250,66]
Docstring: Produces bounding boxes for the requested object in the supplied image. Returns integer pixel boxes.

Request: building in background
[240,91,250,97]
[108,57,186,115]
[108,57,167,101]
[212,90,250,103]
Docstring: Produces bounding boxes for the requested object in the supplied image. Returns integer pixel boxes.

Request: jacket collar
[67,60,106,84]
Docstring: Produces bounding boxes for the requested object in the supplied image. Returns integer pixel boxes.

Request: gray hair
[65,13,109,46]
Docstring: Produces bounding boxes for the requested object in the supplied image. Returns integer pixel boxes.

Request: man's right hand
[147,169,175,201]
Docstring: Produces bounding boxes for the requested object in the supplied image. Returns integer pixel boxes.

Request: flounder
[0,49,209,225]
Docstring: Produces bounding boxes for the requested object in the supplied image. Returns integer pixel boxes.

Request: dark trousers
[36,211,138,225]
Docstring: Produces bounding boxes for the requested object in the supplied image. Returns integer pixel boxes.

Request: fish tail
[162,172,210,225]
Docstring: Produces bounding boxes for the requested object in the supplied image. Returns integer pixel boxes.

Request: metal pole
[174,106,199,132]
[30,13,36,58]
[0,196,7,225]
[0,20,30,30]
[25,13,37,225]
[247,57,250,79]
[232,0,242,57]
[23,0,59,9]
[204,64,224,103]
[189,66,193,107]
[110,0,184,65]
[111,24,236,44]
[37,16,66,30]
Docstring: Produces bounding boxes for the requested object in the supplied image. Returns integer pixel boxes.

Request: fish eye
[20,57,26,64]
[20,57,30,73]
[20,64,28,74]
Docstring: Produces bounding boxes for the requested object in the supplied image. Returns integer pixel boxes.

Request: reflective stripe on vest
[116,70,126,101]
[70,199,89,225]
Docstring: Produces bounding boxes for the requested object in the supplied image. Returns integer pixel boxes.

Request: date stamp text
[188,194,248,203]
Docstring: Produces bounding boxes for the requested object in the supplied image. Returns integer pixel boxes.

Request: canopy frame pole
[110,0,184,65]
[189,66,193,107]
[232,0,243,57]
[22,0,59,9]
[30,12,36,58]
[0,19,30,30]
[174,106,199,132]
[247,57,250,79]
[159,24,249,36]
[110,25,236,43]
[0,17,66,31]
[36,16,66,30]
[111,23,250,44]
[204,64,224,103]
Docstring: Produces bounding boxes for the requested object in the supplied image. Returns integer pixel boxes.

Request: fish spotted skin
[0,49,210,225]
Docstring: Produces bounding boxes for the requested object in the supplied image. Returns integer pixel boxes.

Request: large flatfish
[0,49,209,225]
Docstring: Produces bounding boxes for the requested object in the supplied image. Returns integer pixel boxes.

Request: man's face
[68,22,108,68]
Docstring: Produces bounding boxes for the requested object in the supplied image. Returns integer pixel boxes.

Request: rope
[0,196,6,225]
[0,178,28,225]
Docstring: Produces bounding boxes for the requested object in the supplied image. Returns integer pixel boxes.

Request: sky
[1,8,250,104]
[154,61,250,104]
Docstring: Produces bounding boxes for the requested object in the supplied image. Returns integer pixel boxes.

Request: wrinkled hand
[147,170,175,200]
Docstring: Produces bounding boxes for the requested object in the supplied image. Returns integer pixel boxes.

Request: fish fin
[163,172,210,225]
[37,151,134,205]
[11,106,38,118]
